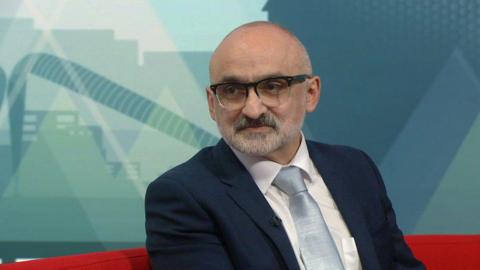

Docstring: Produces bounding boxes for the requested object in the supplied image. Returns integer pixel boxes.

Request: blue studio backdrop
[0,0,479,263]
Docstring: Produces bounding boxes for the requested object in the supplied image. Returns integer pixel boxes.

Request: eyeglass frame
[209,74,312,109]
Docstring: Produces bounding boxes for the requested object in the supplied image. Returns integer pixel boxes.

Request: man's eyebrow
[217,73,287,84]
[217,75,245,83]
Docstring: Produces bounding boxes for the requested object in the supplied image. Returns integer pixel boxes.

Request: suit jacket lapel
[307,141,381,270]
[213,140,300,270]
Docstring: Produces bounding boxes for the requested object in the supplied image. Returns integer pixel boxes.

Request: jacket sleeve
[361,151,426,270]
[145,177,234,270]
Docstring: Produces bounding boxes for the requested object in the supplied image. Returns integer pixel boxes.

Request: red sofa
[404,234,480,270]
[1,235,479,269]
[0,248,150,270]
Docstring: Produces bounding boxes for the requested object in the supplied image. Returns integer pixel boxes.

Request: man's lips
[238,125,274,131]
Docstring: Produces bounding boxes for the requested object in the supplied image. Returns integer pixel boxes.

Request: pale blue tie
[274,166,344,270]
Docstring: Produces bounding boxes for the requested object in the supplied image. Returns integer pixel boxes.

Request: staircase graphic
[5,53,219,175]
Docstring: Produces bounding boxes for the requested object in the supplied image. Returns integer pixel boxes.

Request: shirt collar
[231,133,314,194]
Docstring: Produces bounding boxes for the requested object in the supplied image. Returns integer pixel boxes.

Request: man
[145,21,425,270]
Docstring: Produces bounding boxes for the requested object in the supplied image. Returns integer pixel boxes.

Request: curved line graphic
[7,53,218,171]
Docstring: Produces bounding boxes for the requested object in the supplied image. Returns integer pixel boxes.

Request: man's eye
[220,85,244,96]
[261,79,286,92]
[266,83,282,90]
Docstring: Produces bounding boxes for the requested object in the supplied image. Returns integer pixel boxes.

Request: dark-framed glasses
[209,74,311,110]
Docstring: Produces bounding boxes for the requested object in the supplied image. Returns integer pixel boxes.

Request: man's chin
[230,133,281,156]
[232,142,274,156]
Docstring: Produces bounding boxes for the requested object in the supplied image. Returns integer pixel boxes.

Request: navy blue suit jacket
[145,139,425,270]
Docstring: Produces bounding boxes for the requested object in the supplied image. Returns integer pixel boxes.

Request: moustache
[234,114,278,131]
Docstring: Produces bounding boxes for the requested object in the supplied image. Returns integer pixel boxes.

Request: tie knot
[273,166,306,196]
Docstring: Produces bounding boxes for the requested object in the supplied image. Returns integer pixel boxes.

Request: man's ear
[305,75,321,112]
[206,88,217,121]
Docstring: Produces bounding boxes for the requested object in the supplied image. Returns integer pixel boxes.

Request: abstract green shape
[1,110,145,242]
[37,113,145,241]
[414,112,480,233]
[7,53,218,173]
[0,116,101,242]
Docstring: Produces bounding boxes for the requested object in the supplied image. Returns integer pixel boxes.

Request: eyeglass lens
[217,77,291,109]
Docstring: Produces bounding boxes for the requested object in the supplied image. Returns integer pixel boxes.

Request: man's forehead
[213,54,294,80]
[210,26,301,82]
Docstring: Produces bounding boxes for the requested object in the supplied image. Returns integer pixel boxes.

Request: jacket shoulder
[146,145,220,194]
[306,140,380,181]
[306,140,368,160]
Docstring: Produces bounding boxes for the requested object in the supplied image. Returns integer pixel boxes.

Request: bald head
[209,21,312,83]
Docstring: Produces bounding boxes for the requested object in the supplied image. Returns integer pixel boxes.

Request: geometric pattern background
[1,0,479,262]
[267,0,480,234]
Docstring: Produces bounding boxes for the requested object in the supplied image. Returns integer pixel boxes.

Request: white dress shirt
[231,135,362,270]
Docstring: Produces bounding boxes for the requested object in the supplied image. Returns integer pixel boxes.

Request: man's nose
[241,87,267,119]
